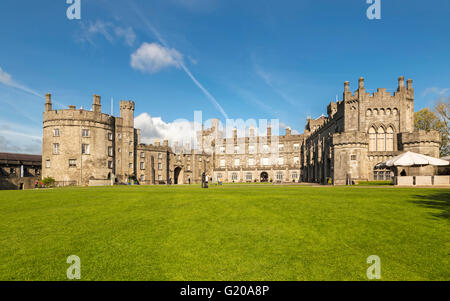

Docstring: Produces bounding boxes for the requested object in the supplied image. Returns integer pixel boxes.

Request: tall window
[140,162,145,170]
[53,128,60,137]
[81,144,90,154]
[108,146,113,157]
[292,172,298,180]
[386,126,394,151]
[276,172,283,181]
[220,159,226,167]
[46,160,50,168]
[293,157,299,165]
[249,145,255,154]
[234,159,240,166]
[248,158,255,166]
[369,127,376,152]
[53,143,59,155]
[246,173,252,181]
[377,127,386,151]
[108,132,113,141]
[231,173,238,181]
[262,157,269,166]
[158,163,162,170]
[278,157,284,165]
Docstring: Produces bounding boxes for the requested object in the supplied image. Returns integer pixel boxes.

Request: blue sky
[0,0,449,153]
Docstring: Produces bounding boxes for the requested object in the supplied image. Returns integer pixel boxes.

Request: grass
[356,181,393,186]
[0,185,449,281]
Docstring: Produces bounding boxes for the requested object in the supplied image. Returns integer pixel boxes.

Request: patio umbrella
[376,151,450,168]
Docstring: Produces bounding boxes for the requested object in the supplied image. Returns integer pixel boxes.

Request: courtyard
[0,185,448,281]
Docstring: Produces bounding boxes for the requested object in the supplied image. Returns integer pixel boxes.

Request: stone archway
[260,172,269,182]
[174,167,183,184]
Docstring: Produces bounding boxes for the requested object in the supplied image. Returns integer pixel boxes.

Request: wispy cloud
[0,121,42,154]
[129,0,228,119]
[254,63,300,108]
[0,67,43,98]
[131,42,183,73]
[422,87,449,97]
[78,20,136,47]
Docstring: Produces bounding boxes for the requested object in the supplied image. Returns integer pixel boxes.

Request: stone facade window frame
[276,172,283,181]
[68,159,77,168]
[45,160,51,168]
[81,129,90,138]
[140,162,145,170]
[108,146,113,157]
[81,144,90,155]
[108,161,113,169]
[53,143,60,155]
[53,128,60,137]
[108,132,113,141]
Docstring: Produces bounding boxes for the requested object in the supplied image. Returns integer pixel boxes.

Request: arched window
[369,127,377,152]
[386,126,394,151]
[377,127,386,151]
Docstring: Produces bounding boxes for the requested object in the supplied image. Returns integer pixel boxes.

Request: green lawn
[0,185,449,281]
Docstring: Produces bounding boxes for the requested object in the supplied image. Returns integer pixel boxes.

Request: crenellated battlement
[43,108,114,125]
[120,100,135,111]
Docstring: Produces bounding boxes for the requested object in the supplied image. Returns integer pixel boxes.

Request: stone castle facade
[42,76,441,186]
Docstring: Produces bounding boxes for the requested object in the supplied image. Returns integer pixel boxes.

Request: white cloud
[130,42,183,73]
[134,113,198,147]
[78,21,136,46]
[0,67,43,98]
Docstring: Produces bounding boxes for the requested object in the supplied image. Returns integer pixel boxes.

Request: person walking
[201,172,205,188]
[205,174,209,189]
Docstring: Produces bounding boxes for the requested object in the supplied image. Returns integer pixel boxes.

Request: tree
[414,98,449,156]
[434,97,449,156]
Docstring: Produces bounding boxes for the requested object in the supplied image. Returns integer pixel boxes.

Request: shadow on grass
[410,191,450,221]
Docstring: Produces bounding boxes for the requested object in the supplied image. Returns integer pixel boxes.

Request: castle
[41,76,441,186]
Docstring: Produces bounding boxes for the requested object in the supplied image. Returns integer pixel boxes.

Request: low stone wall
[394,176,449,186]
[88,179,112,186]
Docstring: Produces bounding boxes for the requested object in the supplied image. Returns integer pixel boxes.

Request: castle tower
[120,100,135,128]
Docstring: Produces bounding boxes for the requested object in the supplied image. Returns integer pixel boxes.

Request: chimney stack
[285,127,291,136]
[407,78,413,90]
[93,94,101,113]
[358,77,365,89]
[163,139,169,147]
[344,81,350,92]
[398,76,405,91]
[267,125,272,137]
[249,126,255,137]
[45,93,52,112]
